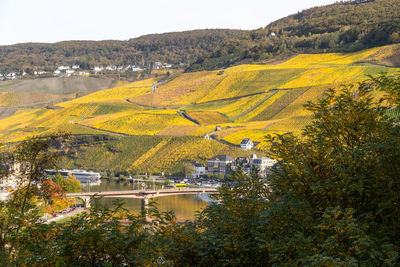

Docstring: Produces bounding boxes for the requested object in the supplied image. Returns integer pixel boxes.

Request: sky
[0,0,338,45]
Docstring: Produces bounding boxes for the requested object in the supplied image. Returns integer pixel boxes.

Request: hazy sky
[0,0,338,45]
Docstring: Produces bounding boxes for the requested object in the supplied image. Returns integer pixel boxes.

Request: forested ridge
[188,0,400,71]
[0,29,245,73]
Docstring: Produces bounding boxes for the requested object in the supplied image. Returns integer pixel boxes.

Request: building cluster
[0,61,176,81]
[152,62,172,69]
[0,162,29,200]
[0,72,23,80]
[192,154,276,179]
[93,65,143,74]
[52,65,88,77]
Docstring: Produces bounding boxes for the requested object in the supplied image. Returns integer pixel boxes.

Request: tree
[263,82,400,265]
[0,134,66,262]
[54,173,81,193]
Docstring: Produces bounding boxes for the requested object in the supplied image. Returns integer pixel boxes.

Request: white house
[53,69,61,76]
[72,65,80,70]
[204,133,210,140]
[131,66,142,71]
[240,138,254,150]
[93,66,103,73]
[58,65,69,71]
[192,162,206,178]
[106,65,116,71]
[153,62,162,69]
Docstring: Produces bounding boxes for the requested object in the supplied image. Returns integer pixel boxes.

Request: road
[46,208,86,223]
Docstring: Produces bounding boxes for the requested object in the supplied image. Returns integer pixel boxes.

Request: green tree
[263,83,400,265]
[54,173,81,193]
[0,134,64,262]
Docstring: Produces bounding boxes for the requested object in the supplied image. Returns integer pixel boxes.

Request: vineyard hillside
[0,44,399,173]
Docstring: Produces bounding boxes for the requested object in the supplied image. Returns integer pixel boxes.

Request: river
[82,180,211,220]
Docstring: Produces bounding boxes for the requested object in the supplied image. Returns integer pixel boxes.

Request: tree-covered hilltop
[188,0,400,71]
[0,29,246,73]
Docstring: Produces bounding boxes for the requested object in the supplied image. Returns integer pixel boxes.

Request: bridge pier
[82,197,91,208]
[141,198,149,212]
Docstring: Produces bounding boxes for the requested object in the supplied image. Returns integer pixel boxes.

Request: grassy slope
[0,44,399,173]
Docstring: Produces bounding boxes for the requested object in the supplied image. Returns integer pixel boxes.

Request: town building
[233,157,251,173]
[93,66,103,73]
[106,65,117,71]
[153,62,162,69]
[251,157,277,177]
[240,138,254,150]
[57,65,69,71]
[192,162,206,178]
[0,162,27,200]
[207,155,234,176]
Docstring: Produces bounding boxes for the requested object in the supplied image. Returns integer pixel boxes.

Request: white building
[131,66,142,71]
[251,157,276,177]
[58,65,69,71]
[106,65,116,71]
[192,162,206,178]
[93,66,103,73]
[72,65,80,70]
[53,69,61,76]
[7,73,16,80]
[240,138,254,150]
[153,62,162,69]
[0,162,27,200]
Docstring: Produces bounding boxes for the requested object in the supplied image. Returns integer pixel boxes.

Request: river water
[82,180,210,220]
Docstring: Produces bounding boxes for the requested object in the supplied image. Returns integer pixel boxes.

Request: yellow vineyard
[0,44,399,169]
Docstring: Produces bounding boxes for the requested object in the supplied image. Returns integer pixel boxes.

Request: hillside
[188,0,400,71]
[0,44,398,174]
[0,76,115,118]
[0,29,246,73]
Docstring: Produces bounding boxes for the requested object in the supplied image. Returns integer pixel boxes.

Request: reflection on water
[83,180,210,220]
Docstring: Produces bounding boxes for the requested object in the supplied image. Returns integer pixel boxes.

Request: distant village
[0,61,177,81]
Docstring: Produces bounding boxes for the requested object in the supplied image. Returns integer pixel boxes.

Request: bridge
[66,188,219,210]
